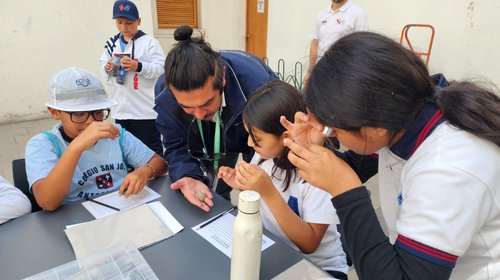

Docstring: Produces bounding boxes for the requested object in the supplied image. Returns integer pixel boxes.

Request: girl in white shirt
[218,80,348,279]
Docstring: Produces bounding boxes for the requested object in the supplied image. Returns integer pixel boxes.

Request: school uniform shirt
[25,124,154,203]
[332,104,500,279]
[312,0,368,61]
[251,154,348,274]
[99,31,165,120]
[0,176,31,224]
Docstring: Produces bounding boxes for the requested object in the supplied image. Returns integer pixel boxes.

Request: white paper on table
[148,201,184,234]
[82,186,161,218]
[68,202,183,233]
[192,213,275,258]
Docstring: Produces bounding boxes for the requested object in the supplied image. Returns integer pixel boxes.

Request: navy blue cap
[113,0,139,21]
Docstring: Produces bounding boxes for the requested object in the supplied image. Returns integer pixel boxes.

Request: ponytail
[435,82,500,146]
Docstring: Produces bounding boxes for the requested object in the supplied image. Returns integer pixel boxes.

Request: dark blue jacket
[154,50,277,184]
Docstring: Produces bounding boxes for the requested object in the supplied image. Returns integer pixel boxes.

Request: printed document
[192,213,275,258]
[82,186,161,218]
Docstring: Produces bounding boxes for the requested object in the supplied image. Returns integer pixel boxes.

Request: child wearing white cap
[25,67,167,211]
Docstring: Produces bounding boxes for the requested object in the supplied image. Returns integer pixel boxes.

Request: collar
[58,125,74,143]
[119,30,146,44]
[330,0,352,13]
[389,104,445,160]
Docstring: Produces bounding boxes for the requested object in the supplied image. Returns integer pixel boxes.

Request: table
[0,176,304,279]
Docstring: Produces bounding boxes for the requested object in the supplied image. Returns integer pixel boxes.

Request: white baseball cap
[46,67,117,112]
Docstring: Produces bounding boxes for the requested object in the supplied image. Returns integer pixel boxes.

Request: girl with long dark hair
[283,32,500,279]
[218,80,349,279]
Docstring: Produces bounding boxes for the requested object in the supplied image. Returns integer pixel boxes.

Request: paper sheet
[192,213,275,258]
[66,203,183,259]
[271,259,336,280]
[82,186,161,218]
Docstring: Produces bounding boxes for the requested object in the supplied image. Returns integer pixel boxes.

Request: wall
[0,0,154,124]
[153,0,246,56]
[267,0,500,87]
[1,0,499,123]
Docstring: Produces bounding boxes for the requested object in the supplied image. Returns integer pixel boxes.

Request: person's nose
[247,136,254,148]
[193,108,206,120]
[85,113,97,124]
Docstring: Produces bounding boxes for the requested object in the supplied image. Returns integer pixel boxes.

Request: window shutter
[156,0,198,29]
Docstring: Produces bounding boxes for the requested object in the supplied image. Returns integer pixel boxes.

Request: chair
[12,158,42,212]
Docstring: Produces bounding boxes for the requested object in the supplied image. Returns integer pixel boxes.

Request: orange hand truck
[400,24,435,67]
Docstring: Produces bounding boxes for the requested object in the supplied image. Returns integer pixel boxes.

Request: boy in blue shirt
[26,67,167,211]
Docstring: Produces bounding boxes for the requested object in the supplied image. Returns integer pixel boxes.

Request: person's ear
[48,108,62,121]
[137,18,141,26]
[360,127,389,142]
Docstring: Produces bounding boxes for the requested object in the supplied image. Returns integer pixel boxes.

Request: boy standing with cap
[100,0,165,156]
[25,67,167,211]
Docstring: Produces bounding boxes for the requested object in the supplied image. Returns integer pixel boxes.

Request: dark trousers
[115,119,163,156]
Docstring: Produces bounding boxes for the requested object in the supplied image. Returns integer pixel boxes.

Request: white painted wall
[0,0,154,124]
[1,0,499,123]
[267,0,500,88]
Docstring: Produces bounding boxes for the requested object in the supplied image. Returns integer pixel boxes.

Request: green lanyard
[196,110,221,172]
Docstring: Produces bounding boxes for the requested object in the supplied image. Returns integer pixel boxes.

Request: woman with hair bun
[282,31,500,279]
[154,25,277,212]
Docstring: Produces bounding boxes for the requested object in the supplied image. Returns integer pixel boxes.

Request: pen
[198,205,237,229]
[86,197,120,211]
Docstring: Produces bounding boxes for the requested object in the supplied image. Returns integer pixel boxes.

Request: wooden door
[246,0,269,59]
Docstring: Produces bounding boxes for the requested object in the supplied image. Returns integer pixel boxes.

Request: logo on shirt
[397,191,403,206]
[336,18,345,25]
[287,196,300,217]
[96,173,114,189]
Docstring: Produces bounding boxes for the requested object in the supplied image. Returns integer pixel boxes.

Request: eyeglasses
[64,109,111,123]
[187,116,226,162]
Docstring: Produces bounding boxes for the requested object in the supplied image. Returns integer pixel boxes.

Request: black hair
[307,31,500,147]
[164,25,224,91]
[243,80,307,191]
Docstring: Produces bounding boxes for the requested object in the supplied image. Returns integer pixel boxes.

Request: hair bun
[174,25,193,42]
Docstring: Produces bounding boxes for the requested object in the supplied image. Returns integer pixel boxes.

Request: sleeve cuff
[331,186,370,209]
[136,62,143,73]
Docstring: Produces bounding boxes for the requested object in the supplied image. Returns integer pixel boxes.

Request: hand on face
[280,112,326,146]
[171,177,214,212]
[70,122,120,153]
[283,139,362,197]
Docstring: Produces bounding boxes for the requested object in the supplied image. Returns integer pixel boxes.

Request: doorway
[246,0,269,59]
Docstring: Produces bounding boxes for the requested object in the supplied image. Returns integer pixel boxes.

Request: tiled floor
[0,117,388,280]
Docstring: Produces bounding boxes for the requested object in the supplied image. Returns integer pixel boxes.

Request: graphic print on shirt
[287,196,300,217]
[96,173,113,189]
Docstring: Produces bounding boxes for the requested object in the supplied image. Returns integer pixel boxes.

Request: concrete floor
[0,116,388,280]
